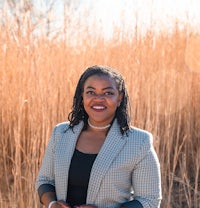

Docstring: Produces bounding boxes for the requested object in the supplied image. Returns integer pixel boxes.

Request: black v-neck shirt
[67,149,98,207]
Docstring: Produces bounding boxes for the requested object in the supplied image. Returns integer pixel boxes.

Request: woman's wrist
[48,200,57,208]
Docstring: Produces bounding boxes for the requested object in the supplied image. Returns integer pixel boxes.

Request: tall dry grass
[0,2,200,208]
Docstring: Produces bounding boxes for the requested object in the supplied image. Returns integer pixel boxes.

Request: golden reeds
[0,1,200,207]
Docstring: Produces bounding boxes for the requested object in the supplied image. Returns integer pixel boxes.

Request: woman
[36,65,162,208]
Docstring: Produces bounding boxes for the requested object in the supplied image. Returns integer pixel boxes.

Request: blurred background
[0,0,200,207]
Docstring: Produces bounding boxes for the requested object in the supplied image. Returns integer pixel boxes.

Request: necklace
[88,119,111,130]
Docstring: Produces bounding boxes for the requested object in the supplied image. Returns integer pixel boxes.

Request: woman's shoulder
[129,125,152,136]
[54,121,70,133]
[126,125,153,145]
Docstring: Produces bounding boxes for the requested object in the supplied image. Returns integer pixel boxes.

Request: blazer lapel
[55,122,83,200]
[86,120,127,203]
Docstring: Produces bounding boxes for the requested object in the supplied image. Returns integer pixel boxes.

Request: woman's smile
[91,104,106,111]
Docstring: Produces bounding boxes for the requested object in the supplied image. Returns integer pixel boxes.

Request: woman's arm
[35,127,58,191]
[36,127,59,207]
[131,134,162,207]
[38,185,70,208]
[40,191,57,207]
[38,184,56,203]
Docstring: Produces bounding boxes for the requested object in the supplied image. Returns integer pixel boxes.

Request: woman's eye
[86,91,95,95]
[105,92,114,96]
[85,91,114,97]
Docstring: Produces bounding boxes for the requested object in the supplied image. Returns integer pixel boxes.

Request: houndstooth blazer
[36,119,162,208]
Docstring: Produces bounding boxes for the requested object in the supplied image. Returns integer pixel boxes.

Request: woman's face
[82,75,123,126]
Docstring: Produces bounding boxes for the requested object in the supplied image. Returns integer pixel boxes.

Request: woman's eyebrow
[85,86,115,90]
[85,86,95,89]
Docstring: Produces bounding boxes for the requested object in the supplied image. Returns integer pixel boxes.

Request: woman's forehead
[84,74,117,86]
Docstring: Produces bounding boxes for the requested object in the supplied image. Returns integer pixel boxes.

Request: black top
[37,149,143,208]
[67,149,97,207]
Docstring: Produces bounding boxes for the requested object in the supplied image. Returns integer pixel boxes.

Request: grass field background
[0,1,200,207]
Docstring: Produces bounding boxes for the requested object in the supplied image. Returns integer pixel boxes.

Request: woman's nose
[94,94,105,100]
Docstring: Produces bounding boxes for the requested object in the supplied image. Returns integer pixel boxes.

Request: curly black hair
[68,65,131,135]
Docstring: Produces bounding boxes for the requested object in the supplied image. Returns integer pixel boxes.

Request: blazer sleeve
[131,132,162,208]
[35,126,58,190]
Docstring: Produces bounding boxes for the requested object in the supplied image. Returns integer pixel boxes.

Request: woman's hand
[74,204,97,208]
[51,200,71,208]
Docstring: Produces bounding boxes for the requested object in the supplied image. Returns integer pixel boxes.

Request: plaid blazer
[36,119,162,208]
